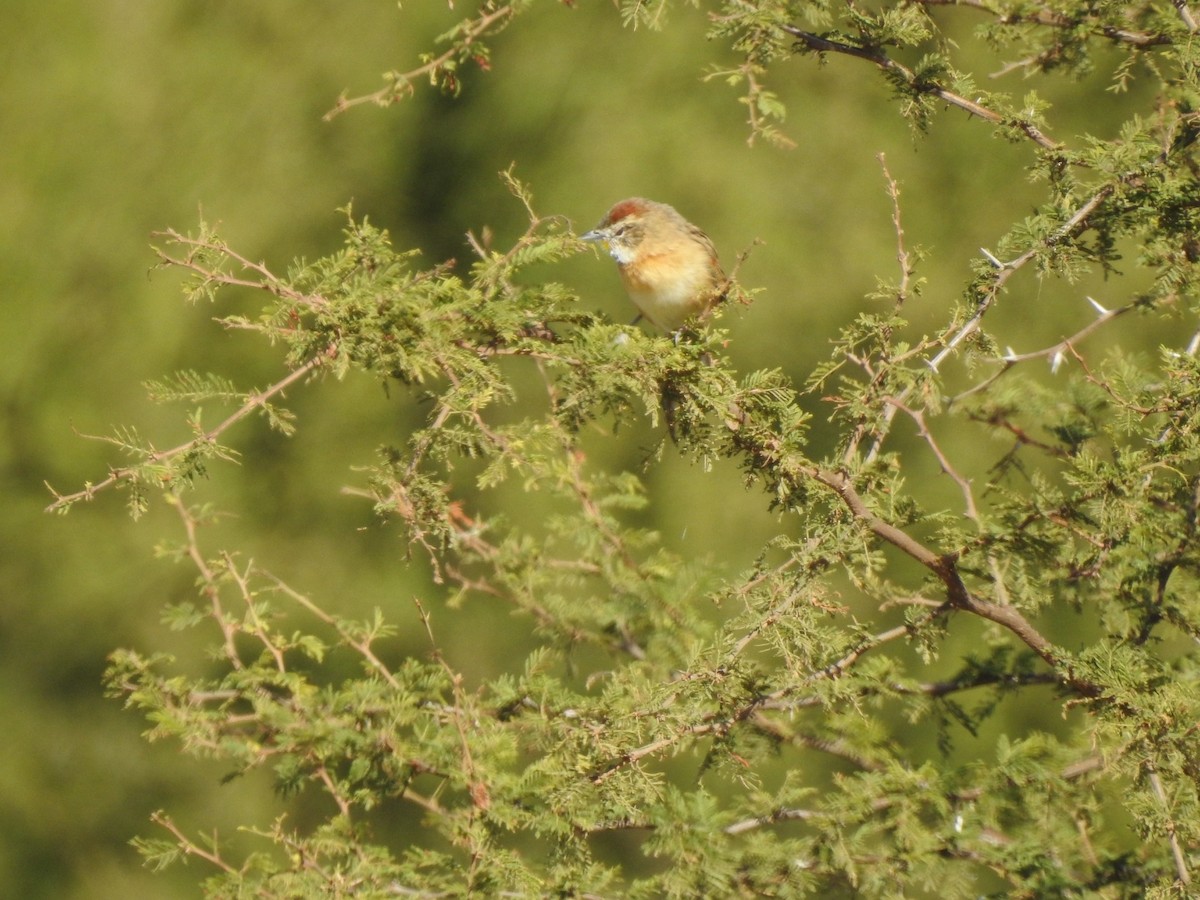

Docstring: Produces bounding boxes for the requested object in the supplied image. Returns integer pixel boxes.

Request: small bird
[581,198,726,332]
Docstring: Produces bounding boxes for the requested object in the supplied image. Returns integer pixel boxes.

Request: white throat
[608,243,637,265]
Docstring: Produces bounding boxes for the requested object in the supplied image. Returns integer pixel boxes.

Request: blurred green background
[1,3,1157,896]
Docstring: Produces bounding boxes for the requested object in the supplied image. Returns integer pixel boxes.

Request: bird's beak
[580,229,606,243]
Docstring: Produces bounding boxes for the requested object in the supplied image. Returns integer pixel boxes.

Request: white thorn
[1050,348,1066,373]
[980,248,1004,268]
[1085,296,1109,315]
[1004,346,1017,361]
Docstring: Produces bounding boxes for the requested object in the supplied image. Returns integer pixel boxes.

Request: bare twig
[222,550,287,673]
[724,806,818,835]
[878,153,913,311]
[591,721,718,785]
[412,596,491,823]
[314,764,353,819]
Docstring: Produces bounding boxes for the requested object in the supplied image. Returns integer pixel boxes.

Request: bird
[581,198,727,332]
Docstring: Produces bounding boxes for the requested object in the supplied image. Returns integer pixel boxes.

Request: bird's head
[580,198,659,265]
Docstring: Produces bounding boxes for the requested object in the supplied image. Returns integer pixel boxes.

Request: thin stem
[1148,767,1191,885]
[323,5,516,120]
[151,812,238,874]
[46,357,322,512]
[781,25,1060,150]
[174,499,242,670]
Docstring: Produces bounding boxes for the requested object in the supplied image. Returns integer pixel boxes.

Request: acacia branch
[917,0,1172,47]
[862,183,1116,463]
[323,4,516,121]
[153,229,328,311]
[809,468,1101,696]
[174,499,243,670]
[1148,767,1191,884]
[267,570,400,688]
[1174,0,1199,33]
[950,295,1144,403]
[780,25,1060,150]
[45,356,323,513]
[888,399,980,522]
[151,812,238,874]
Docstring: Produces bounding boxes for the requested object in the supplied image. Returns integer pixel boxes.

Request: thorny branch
[855,182,1116,465]
[151,812,238,875]
[1148,766,1193,885]
[153,228,329,312]
[780,25,1060,151]
[950,296,1144,403]
[803,468,1102,697]
[45,356,322,513]
[917,0,1176,48]
[323,4,516,121]
[173,497,243,670]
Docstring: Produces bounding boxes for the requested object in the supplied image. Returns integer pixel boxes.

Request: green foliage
[51,0,1200,896]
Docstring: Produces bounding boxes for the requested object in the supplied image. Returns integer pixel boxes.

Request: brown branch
[724,806,818,836]
[917,0,1171,47]
[45,356,322,512]
[267,571,400,688]
[174,499,243,670]
[412,597,491,820]
[323,4,516,121]
[591,722,717,785]
[888,399,980,522]
[780,25,1061,151]
[950,296,1143,404]
[879,153,913,311]
[153,229,328,311]
[151,812,238,874]
[810,468,1101,696]
[223,550,287,674]
[750,713,885,771]
[314,764,353,820]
